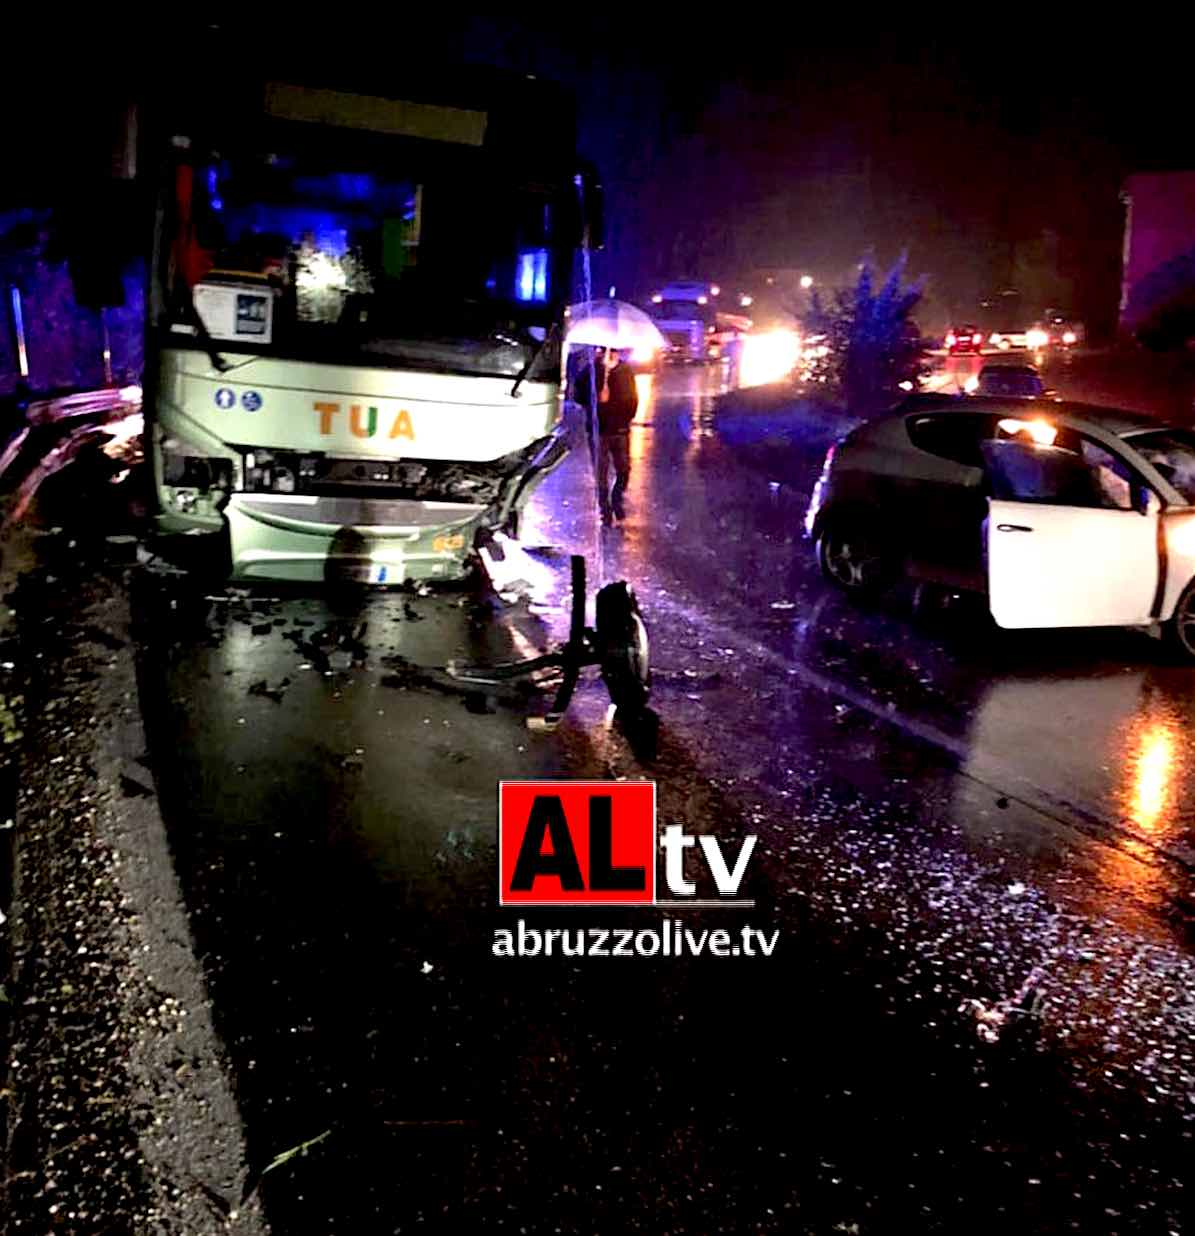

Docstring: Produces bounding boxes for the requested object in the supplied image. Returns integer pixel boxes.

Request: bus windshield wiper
[181,282,231,373]
[510,323,558,398]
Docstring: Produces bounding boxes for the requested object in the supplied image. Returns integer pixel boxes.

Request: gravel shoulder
[0,531,267,1234]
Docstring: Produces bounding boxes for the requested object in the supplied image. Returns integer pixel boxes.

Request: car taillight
[972,333,982,344]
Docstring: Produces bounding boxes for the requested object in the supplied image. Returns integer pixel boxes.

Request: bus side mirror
[574,162,605,252]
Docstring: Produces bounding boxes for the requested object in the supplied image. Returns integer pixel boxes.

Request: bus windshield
[166,129,567,378]
[651,300,714,324]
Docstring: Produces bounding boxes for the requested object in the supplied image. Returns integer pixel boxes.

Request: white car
[805,396,1195,657]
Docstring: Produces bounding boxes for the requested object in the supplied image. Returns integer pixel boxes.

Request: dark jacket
[572,357,606,414]
[598,362,638,435]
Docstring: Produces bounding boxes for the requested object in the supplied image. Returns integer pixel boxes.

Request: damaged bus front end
[144,62,598,583]
[154,350,569,583]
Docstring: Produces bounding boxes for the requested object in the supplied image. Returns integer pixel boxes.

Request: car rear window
[977,369,1043,397]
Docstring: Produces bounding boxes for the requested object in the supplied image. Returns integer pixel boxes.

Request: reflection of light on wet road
[1126,719,1177,831]
[630,374,654,469]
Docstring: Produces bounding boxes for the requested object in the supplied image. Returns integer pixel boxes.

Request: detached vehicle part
[447,555,655,738]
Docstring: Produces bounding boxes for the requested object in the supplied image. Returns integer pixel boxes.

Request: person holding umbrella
[564,300,661,525]
[571,345,607,460]
[595,347,638,525]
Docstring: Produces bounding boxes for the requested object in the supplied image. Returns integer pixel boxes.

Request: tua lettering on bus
[313,401,414,441]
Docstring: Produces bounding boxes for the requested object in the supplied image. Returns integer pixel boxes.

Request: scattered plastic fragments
[652,668,722,691]
[0,695,24,744]
[283,621,368,674]
[248,678,290,704]
[960,967,1044,1044]
[119,774,155,799]
[242,1128,333,1203]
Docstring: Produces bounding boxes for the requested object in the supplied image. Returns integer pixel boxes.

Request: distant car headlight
[1062,330,1077,345]
[964,375,980,393]
[1026,328,1049,349]
[990,333,1003,345]
[998,417,1057,445]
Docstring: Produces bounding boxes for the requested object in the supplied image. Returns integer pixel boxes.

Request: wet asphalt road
[122,361,1195,1233]
[572,363,1195,889]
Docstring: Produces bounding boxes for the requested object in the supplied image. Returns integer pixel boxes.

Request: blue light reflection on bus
[516,249,548,302]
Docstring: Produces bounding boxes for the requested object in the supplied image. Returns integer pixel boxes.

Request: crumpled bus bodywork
[153,347,567,583]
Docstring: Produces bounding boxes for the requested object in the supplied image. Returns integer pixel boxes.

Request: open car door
[984,437,1159,629]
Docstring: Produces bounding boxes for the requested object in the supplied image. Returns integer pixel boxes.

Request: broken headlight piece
[160,433,236,491]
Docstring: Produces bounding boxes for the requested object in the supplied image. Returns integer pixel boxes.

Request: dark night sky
[6,18,1193,334]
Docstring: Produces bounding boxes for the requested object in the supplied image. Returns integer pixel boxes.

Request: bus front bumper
[224,493,486,584]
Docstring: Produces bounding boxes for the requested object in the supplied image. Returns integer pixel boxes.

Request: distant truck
[648,280,719,363]
[1120,171,1195,346]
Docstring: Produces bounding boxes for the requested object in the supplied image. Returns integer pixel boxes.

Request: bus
[648,280,719,363]
[120,63,601,583]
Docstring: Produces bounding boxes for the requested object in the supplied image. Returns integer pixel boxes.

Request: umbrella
[564,299,666,356]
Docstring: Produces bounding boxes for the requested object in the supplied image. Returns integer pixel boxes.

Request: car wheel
[1164,579,1195,660]
[816,517,895,596]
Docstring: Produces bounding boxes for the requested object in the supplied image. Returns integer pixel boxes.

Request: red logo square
[499,781,656,905]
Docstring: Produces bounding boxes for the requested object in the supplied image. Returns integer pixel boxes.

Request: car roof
[978,364,1038,376]
[895,394,1165,438]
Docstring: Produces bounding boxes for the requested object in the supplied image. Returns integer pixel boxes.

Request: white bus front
[149,78,585,583]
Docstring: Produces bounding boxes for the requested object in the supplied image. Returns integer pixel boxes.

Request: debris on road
[959,968,1045,1044]
[652,668,722,691]
[119,773,155,799]
[248,678,290,704]
[242,1128,333,1203]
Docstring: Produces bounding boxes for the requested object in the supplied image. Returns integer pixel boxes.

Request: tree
[795,256,927,412]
